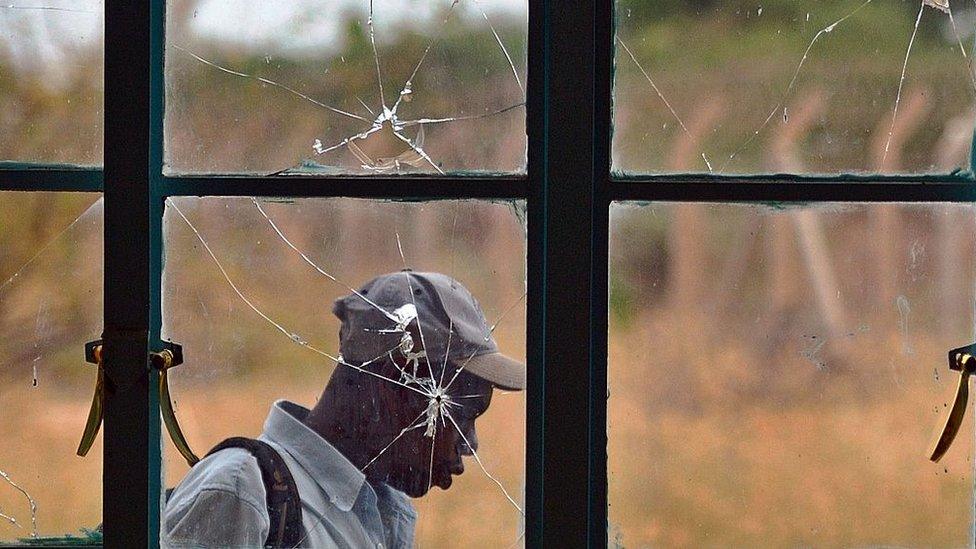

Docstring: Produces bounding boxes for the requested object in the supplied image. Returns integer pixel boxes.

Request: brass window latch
[76,340,105,460]
[154,342,200,466]
[929,343,976,462]
[77,340,200,466]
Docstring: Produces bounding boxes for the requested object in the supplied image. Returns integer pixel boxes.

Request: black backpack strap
[206,437,305,548]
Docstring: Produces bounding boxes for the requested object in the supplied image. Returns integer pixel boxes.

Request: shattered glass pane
[0,1,103,165]
[164,0,527,176]
[613,1,976,175]
[0,192,103,544]
[609,202,975,547]
[160,197,526,547]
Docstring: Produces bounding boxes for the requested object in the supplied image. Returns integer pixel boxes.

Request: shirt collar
[261,399,366,512]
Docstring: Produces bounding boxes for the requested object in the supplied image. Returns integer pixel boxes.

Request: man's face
[365,364,494,498]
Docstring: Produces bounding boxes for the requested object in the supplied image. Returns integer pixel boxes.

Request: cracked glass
[609,202,976,547]
[0,1,103,165]
[160,197,526,547]
[164,0,527,176]
[0,191,103,545]
[613,1,976,175]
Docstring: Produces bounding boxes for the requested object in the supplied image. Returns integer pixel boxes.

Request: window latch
[153,341,200,466]
[76,340,200,466]
[76,339,104,459]
[928,343,976,462]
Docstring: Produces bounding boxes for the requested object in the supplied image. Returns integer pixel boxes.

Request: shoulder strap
[206,437,305,548]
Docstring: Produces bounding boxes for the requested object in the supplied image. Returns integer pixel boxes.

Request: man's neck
[304,395,372,472]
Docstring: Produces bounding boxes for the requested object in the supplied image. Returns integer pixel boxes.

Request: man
[163,270,525,548]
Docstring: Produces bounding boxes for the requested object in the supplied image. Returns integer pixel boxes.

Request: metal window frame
[1,0,974,548]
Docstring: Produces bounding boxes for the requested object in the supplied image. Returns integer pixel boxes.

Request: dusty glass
[160,197,526,547]
[0,1,103,165]
[613,0,975,175]
[164,0,528,176]
[609,202,975,547]
[0,192,103,544]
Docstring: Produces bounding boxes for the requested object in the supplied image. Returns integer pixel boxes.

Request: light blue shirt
[163,400,416,548]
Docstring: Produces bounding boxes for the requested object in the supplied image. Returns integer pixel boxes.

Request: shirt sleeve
[164,488,270,548]
[162,449,271,548]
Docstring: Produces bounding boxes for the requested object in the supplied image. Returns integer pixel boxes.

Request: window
[612,0,974,176]
[1,0,971,547]
[163,0,527,175]
[0,1,104,544]
[607,1,976,547]
[0,193,103,544]
[609,202,975,546]
[156,0,530,544]
[161,197,526,546]
[0,0,103,165]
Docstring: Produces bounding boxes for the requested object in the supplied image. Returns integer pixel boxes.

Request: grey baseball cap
[332,270,525,391]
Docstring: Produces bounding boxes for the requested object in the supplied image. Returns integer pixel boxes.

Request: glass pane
[613,1,975,176]
[0,2,103,165]
[161,197,526,547]
[0,192,103,544]
[164,1,527,176]
[609,202,975,547]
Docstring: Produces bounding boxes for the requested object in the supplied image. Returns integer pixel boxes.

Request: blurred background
[610,202,976,548]
[614,0,976,174]
[164,0,528,174]
[0,1,103,164]
[6,0,976,546]
[0,192,102,542]
[1,1,105,542]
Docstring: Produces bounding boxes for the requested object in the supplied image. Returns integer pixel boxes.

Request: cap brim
[463,352,526,391]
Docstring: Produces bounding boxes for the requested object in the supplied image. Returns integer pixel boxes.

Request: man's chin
[435,474,453,490]
[399,474,453,498]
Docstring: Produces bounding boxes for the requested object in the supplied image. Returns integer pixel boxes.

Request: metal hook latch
[152,341,200,466]
[929,343,976,462]
[76,340,105,458]
[76,340,200,466]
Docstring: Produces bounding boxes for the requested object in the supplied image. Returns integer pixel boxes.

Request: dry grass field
[609,310,974,549]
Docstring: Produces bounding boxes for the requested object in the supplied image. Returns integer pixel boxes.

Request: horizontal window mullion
[157,176,528,200]
[0,168,103,192]
[613,172,974,184]
[609,180,976,203]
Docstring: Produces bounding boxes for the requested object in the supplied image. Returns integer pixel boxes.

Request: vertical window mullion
[103,0,154,546]
[592,0,613,546]
[525,0,545,547]
[537,0,598,545]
